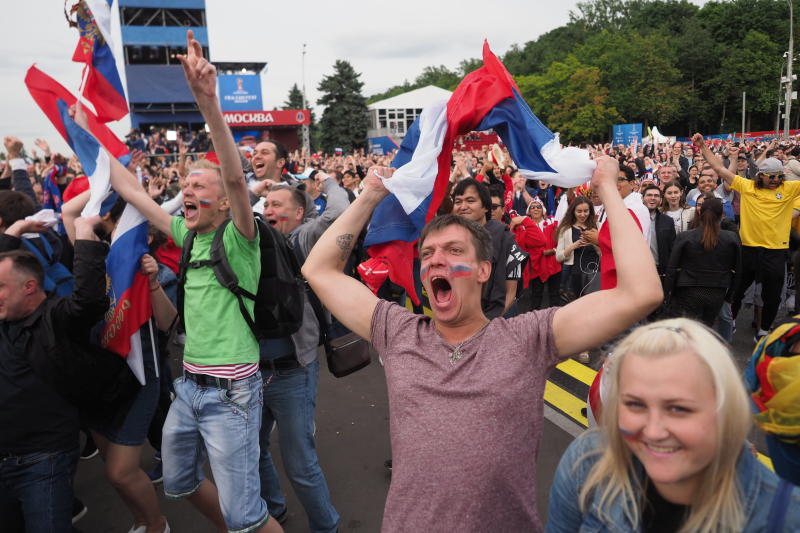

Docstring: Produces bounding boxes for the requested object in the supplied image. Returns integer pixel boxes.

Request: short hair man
[74,31,282,533]
[452,178,525,318]
[695,134,800,339]
[0,218,117,531]
[640,184,676,278]
[302,157,662,531]
[256,173,349,531]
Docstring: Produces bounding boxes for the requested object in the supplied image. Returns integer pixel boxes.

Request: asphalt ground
[72,302,772,532]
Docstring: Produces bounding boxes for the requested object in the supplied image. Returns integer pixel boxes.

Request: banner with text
[223,109,311,127]
[218,74,262,111]
[612,123,643,146]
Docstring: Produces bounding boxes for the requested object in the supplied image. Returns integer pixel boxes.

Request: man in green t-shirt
[73,30,281,533]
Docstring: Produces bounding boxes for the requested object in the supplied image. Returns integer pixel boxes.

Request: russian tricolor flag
[362,41,595,304]
[43,94,150,385]
[72,0,128,122]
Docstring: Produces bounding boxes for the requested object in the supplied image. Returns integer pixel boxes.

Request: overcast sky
[0,0,707,155]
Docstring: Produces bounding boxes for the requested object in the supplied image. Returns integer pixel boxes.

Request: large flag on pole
[71,0,128,122]
[362,41,595,303]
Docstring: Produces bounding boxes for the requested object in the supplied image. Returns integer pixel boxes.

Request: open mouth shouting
[183,199,199,221]
[430,275,453,307]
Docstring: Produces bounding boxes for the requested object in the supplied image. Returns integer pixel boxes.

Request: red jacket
[513,218,561,287]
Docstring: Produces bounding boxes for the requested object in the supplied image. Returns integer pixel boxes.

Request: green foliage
[284,83,318,150]
[574,30,686,126]
[283,83,304,109]
[317,61,369,153]
[366,0,800,141]
[517,56,620,142]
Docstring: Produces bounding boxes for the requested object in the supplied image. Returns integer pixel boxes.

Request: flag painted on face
[71,0,128,122]
[25,65,129,160]
[361,41,595,304]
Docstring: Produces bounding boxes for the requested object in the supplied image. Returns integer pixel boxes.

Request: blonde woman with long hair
[546,318,800,533]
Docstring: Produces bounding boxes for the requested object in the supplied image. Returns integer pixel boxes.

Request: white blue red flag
[362,41,595,303]
[71,0,128,122]
[45,91,150,385]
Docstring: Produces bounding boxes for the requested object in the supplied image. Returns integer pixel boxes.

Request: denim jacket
[545,431,800,533]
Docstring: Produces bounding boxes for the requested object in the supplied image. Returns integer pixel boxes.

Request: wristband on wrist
[149,282,161,291]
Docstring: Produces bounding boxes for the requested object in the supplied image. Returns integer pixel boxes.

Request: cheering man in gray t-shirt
[303,156,662,532]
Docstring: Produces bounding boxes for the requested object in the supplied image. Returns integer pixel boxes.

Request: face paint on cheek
[198,200,212,208]
[420,264,430,280]
[277,215,289,221]
[449,264,474,278]
[619,427,641,441]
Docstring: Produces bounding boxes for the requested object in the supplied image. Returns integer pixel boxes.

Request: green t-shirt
[172,217,261,365]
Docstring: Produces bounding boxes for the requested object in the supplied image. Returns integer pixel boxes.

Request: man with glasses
[694,134,800,340]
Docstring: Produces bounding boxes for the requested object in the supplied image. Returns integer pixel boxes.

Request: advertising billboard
[218,74,263,111]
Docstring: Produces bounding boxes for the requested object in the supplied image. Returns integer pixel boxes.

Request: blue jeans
[162,372,269,533]
[0,448,78,533]
[715,301,734,343]
[766,434,800,486]
[259,359,339,533]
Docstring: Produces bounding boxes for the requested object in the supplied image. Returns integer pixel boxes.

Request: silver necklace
[448,321,490,365]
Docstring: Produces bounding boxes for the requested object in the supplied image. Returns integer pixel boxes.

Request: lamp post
[301,43,310,154]
[784,0,794,136]
[777,57,786,135]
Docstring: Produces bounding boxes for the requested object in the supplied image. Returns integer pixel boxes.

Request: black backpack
[177,216,305,339]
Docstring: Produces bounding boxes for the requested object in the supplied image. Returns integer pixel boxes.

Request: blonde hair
[186,159,225,198]
[187,158,222,178]
[578,318,751,533]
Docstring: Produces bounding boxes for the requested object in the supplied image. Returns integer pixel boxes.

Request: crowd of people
[2,30,800,533]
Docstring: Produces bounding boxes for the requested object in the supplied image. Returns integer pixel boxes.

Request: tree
[516,55,619,142]
[283,83,304,109]
[317,60,369,153]
[706,30,780,130]
[283,83,318,150]
[414,65,461,90]
[574,30,685,127]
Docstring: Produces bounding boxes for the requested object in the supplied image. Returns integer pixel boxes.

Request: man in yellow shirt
[694,134,800,340]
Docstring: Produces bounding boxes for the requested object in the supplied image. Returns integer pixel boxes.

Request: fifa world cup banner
[218,74,263,111]
[612,123,643,146]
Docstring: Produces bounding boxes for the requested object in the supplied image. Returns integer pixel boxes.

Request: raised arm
[177,30,254,239]
[692,133,735,187]
[551,156,662,357]
[69,104,173,235]
[301,167,392,340]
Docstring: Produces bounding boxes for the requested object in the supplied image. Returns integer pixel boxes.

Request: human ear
[477,260,491,283]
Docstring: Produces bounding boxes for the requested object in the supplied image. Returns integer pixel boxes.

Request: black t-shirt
[641,480,689,533]
[0,316,80,454]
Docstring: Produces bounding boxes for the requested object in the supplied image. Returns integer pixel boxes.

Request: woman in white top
[661,180,694,233]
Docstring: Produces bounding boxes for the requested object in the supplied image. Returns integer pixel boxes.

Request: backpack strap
[766,478,793,533]
[209,219,259,337]
[176,229,198,329]
[306,282,330,350]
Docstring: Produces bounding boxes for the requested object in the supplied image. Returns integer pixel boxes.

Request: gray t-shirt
[370,300,560,532]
